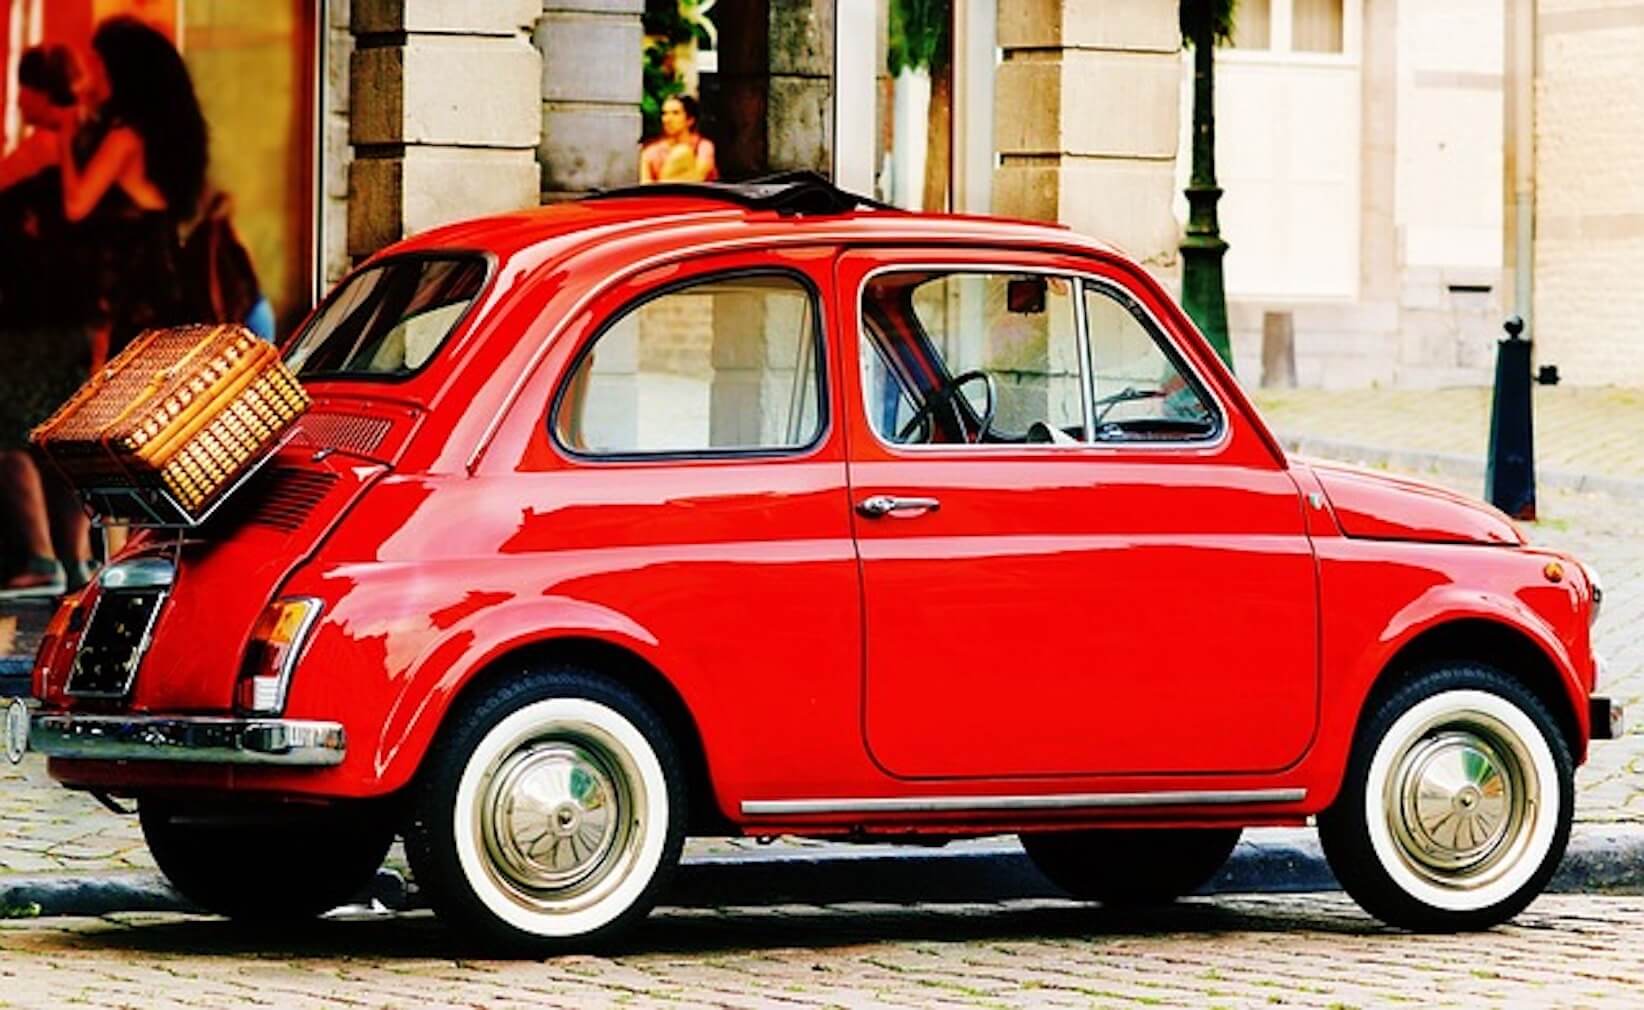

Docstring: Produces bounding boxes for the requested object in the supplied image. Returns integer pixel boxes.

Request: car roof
[385,175,1125,267]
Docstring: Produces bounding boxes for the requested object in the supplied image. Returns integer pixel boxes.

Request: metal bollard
[1486,315,1536,520]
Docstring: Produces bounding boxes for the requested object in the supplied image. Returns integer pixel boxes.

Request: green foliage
[887,0,949,76]
[641,37,686,140]
[643,0,710,46]
[1180,0,1238,47]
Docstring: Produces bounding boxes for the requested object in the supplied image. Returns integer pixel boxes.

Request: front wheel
[1318,665,1573,931]
[404,666,685,952]
[140,799,393,921]
[1020,827,1241,905]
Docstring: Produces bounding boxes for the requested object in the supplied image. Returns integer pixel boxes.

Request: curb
[1279,433,1644,502]
[5,825,1641,920]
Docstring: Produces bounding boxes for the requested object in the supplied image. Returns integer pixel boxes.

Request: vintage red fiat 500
[7,176,1617,947]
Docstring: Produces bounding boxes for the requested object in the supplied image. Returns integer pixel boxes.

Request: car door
[842,248,1320,779]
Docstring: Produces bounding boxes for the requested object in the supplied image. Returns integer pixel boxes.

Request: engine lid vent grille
[242,467,339,532]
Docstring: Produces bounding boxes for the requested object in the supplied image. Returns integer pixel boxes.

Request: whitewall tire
[407,667,685,950]
[1318,665,1573,931]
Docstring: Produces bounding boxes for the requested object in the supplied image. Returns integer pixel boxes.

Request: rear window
[284,256,488,379]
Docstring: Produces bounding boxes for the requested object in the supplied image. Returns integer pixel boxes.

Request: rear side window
[554,273,825,456]
[284,256,488,379]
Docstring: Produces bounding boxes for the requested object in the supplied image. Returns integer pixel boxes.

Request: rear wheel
[1019,827,1241,905]
[139,799,393,921]
[405,666,685,952]
[1317,664,1573,931]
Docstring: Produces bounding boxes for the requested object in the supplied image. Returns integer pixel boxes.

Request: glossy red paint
[35,195,1602,838]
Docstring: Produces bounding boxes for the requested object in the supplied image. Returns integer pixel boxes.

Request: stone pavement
[2,893,1644,1008]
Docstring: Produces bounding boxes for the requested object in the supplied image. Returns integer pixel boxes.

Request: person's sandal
[0,556,67,599]
[65,559,99,593]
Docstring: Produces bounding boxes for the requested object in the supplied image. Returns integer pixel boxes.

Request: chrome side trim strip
[24,713,346,767]
[741,788,1306,816]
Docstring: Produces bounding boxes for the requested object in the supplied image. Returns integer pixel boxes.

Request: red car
[7,176,1618,947]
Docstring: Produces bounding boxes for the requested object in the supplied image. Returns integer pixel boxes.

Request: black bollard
[1486,314,1536,519]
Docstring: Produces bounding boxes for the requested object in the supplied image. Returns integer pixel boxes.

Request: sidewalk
[2,382,1642,918]
[1252,385,1644,497]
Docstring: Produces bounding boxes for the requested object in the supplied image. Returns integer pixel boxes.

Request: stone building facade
[1532,0,1644,387]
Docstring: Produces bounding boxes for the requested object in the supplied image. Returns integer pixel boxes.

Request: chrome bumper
[4,700,345,767]
[1592,696,1627,741]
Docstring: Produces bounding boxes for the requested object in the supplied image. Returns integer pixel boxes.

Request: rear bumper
[1592,696,1626,741]
[4,701,345,767]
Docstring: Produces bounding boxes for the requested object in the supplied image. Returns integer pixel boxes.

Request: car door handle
[856,495,941,518]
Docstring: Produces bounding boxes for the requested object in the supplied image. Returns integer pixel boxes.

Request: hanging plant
[887,0,949,76]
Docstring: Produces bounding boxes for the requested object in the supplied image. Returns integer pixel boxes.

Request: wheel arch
[430,636,727,835]
[1369,616,1584,764]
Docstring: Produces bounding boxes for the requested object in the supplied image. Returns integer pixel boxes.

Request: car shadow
[25,895,1387,961]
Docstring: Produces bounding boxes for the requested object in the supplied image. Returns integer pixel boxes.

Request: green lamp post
[1179,0,1236,370]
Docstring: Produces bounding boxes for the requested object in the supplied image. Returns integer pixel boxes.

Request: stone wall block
[1057,158,1180,263]
[347,157,403,257]
[1059,50,1180,158]
[402,37,541,147]
[766,76,832,172]
[543,0,643,13]
[327,27,353,115]
[991,163,1060,222]
[1061,4,1180,51]
[769,0,834,77]
[536,12,641,103]
[997,0,1062,48]
[993,60,1061,154]
[401,147,539,235]
[353,37,541,148]
[355,0,539,36]
[542,104,643,192]
[999,0,1177,51]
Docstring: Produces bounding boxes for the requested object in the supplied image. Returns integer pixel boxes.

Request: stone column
[992,2,1181,266]
[536,1,644,200]
[767,0,834,173]
[348,0,542,259]
[322,0,354,287]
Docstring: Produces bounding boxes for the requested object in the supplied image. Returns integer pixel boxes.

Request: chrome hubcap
[477,729,643,911]
[1386,715,1536,890]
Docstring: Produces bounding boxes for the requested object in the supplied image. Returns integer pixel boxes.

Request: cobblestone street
[2,894,1644,1008]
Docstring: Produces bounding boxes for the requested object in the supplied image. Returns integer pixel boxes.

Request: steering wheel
[896,369,998,444]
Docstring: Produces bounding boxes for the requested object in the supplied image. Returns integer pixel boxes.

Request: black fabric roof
[587,171,897,216]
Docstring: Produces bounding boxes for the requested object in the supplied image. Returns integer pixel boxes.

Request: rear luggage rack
[587,170,898,217]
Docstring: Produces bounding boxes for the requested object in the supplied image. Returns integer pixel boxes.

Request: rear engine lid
[46,446,387,713]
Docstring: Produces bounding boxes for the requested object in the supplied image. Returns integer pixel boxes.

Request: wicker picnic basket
[30,323,309,526]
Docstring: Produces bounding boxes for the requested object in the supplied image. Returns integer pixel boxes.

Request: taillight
[236,598,322,715]
[32,593,83,698]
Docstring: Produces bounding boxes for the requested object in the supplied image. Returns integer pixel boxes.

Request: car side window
[553,273,824,456]
[861,270,1083,445]
[1083,281,1218,442]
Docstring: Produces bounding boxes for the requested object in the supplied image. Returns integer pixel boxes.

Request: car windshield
[284,256,488,380]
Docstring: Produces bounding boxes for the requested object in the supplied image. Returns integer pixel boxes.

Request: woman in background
[59,14,207,364]
[640,94,718,184]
